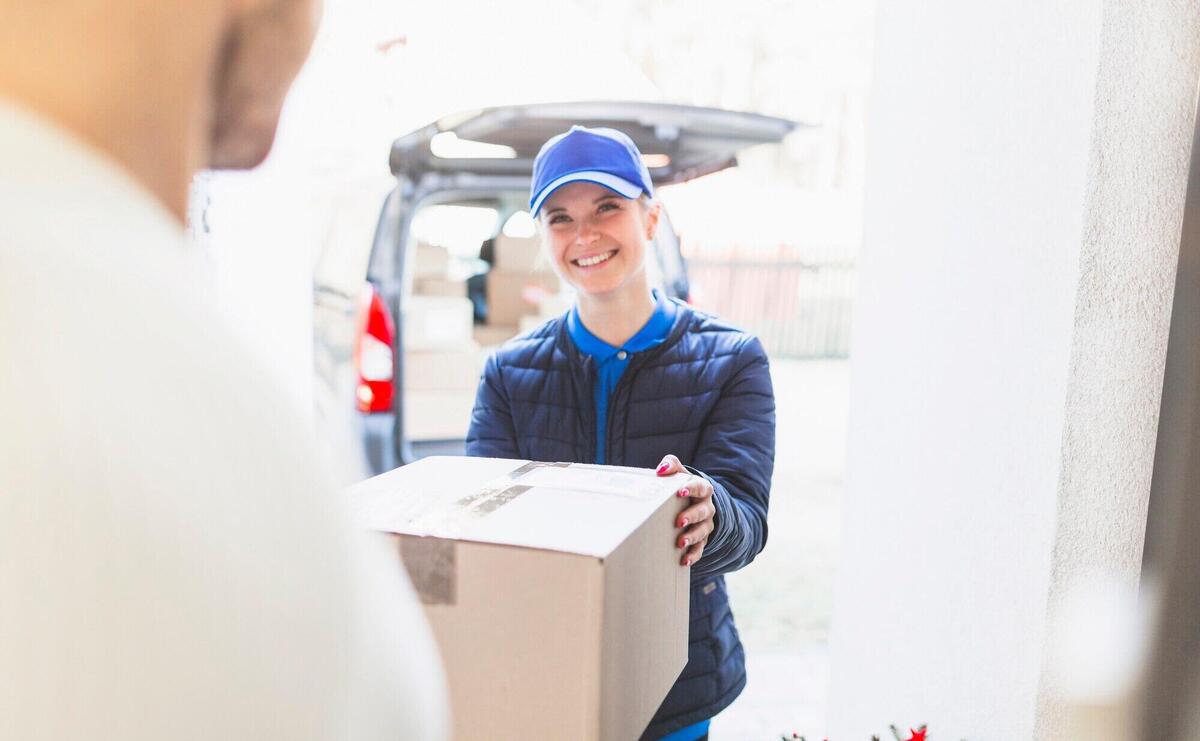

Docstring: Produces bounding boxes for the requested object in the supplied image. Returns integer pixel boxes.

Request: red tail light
[354,284,395,413]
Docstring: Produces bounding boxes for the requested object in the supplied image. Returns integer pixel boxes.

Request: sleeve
[465,352,522,458]
[688,335,776,578]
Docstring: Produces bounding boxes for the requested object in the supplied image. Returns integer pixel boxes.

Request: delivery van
[314,101,796,473]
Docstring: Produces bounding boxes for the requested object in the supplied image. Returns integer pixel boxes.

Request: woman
[466,125,775,741]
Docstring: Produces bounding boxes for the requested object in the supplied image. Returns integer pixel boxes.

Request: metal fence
[686,251,857,359]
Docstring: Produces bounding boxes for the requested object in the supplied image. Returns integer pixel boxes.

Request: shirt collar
[567,289,678,361]
[0,96,208,297]
[0,96,189,249]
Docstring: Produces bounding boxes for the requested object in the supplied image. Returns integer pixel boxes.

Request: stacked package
[405,243,483,441]
[479,234,568,345]
[402,237,574,439]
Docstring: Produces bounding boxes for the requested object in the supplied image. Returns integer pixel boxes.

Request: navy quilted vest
[465,301,776,738]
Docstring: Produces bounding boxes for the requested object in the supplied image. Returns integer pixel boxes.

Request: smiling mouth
[572,250,617,268]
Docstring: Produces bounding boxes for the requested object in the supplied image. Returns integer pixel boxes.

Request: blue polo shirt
[566,292,709,741]
[566,290,678,465]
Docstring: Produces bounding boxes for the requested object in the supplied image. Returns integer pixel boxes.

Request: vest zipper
[604,337,678,467]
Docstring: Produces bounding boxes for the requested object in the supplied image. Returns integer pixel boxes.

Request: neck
[0,3,224,224]
[576,273,657,347]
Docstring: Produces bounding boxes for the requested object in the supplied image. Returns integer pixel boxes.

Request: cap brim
[530,171,644,216]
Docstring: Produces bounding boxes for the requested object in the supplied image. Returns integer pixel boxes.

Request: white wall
[828,1,1200,738]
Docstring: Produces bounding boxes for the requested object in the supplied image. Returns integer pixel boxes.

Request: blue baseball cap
[529,125,655,217]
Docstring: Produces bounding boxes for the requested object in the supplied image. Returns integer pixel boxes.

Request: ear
[644,201,662,241]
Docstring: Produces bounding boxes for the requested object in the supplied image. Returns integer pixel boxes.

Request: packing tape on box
[455,484,532,515]
[397,465,562,602]
[506,461,570,477]
[449,461,568,517]
[399,537,457,605]
[397,461,660,604]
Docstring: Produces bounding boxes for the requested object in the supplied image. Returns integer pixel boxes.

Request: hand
[656,454,716,567]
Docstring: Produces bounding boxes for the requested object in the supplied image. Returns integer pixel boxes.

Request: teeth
[576,251,616,267]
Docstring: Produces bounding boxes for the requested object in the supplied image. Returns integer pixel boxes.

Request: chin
[577,275,631,298]
[208,118,280,171]
[572,262,647,298]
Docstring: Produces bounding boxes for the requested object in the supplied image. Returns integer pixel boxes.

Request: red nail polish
[656,463,669,474]
[678,518,688,528]
[679,537,688,548]
[677,488,688,497]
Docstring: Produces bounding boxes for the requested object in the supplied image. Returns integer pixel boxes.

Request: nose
[575,218,600,247]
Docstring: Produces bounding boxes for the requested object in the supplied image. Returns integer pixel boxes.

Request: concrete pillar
[827,2,1200,738]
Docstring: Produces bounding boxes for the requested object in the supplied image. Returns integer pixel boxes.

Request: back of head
[0,3,450,739]
[0,0,321,219]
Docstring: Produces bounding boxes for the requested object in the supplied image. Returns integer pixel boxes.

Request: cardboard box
[402,390,477,441]
[473,324,519,348]
[413,242,451,279]
[345,457,691,741]
[515,290,575,335]
[538,290,575,318]
[518,314,548,335]
[486,270,562,326]
[494,234,544,272]
[403,296,474,351]
[403,344,484,392]
[414,276,467,298]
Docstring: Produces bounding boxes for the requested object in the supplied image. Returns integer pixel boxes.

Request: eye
[547,213,571,225]
[597,201,620,214]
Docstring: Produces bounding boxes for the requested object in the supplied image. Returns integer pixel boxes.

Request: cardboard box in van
[402,390,477,441]
[494,234,544,272]
[403,344,484,392]
[344,456,691,741]
[486,270,562,326]
[414,276,467,298]
[413,242,451,278]
[473,324,519,349]
[403,296,474,351]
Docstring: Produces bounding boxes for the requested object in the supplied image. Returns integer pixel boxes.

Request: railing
[685,248,857,359]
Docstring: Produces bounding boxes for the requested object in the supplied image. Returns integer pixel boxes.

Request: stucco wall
[1036,1,1200,736]
[828,2,1199,738]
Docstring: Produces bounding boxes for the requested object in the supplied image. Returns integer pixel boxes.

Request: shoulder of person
[670,300,768,364]
[484,313,567,373]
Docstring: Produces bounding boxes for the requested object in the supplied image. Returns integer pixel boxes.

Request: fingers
[674,477,713,501]
[657,458,713,568]
[676,519,714,549]
[675,515,714,568]
[676,501,715,529]
[656,454,684,476]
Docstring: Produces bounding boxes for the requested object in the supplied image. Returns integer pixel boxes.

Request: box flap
[346,456,687,558]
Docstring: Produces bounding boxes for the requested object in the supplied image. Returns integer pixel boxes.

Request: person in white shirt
[0,2,447,739]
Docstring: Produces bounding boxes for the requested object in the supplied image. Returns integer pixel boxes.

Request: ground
[708,359,849,741]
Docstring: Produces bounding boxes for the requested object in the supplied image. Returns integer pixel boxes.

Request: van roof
[390,100,803,187]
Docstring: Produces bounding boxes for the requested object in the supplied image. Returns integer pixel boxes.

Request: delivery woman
[466,125,775,741]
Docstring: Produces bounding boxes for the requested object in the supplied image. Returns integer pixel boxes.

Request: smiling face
[539,181,660,298]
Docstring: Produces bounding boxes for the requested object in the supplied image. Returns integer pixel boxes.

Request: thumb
[656,454,682,476]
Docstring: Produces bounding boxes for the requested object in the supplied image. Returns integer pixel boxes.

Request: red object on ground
[908,728,928,741]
